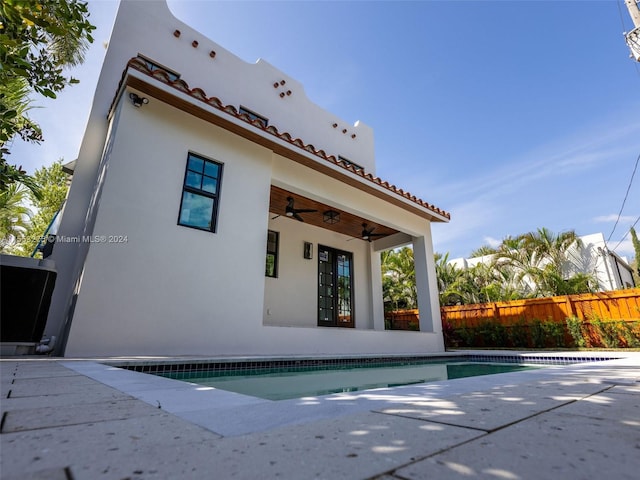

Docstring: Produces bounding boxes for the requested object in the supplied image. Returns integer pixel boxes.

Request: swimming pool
[163,361,536,400]
[110,354,616,401]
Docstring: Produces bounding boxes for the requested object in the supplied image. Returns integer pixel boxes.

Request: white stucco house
[44,0,450,357]
[449,232,636,293]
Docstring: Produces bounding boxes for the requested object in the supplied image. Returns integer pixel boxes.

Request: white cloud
[483,236,502,248]
[610,238,635,259]
[593,214,637,223]
[426,115,640,206]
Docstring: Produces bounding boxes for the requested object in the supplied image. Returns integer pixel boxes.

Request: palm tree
[469,245,497,258]
[496,228,595,297]
[381,247,417,310]
[0,183,32,253]
[434,252,464,305]
[522,227,580,271]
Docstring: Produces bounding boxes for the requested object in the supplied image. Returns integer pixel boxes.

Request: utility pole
[624,0,640,61]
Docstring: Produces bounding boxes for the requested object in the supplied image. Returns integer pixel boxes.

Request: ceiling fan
[361,223,386,242]
[273,196,318,222]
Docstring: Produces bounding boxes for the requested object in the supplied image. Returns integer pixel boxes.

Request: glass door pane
[337,254,353,327]
[318,246,354,328]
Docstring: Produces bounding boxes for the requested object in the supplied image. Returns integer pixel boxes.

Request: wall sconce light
[304,242,313,259]
[129,92,149,107]
[323,210,340,224]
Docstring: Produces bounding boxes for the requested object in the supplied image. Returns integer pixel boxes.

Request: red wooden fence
[441,288,640,327]
[385,288,640,332]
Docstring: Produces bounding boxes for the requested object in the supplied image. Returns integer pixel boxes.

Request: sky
[7,0,640,260]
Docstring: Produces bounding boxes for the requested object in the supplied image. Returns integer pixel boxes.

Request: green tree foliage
[469,245,497,258]
[0,182,32,252]
[381,247,417,310]
[385,228,600,310]
[382,228,612,311]
[434,252,464,305]
[0,159,41,198]
[494,228,595,297]
[14,160,68,256]
[435,254,526,306]
[1,0,95,157]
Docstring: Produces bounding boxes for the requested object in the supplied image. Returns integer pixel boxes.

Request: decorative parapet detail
[125,57,450,219]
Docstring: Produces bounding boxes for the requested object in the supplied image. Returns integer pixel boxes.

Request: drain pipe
[35,336,56,354]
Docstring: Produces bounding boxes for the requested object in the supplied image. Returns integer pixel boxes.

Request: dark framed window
[178,153,223,232]
[338,155,364,172]
[265,230,279,277]
[239,106,268,128]
[137,54,180,82]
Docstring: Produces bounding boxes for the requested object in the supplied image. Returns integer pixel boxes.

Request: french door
[318,245,354,328]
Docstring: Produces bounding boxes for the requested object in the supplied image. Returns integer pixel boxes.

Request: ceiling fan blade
[285,197,296,216]
[293,212,305,222]
[294,208,318,214]
[271,214,281,220]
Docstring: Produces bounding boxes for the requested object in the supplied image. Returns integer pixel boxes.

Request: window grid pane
[265,230,279,278]
[178,153,222,232]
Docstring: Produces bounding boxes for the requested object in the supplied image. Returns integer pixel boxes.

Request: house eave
[110,60,450,224]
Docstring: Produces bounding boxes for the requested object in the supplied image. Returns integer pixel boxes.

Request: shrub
[508,320,529,348]
[530,319,545,348]
[590,316,620,348]
[619,321,640,348]
[476,320,507,347]
[541,320,565,348]
[455,326,476,347]
[565,316,585,347]
[442,321,461,348]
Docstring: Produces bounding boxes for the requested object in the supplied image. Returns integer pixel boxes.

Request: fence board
[385,289,640,332]
[440,289,640,327]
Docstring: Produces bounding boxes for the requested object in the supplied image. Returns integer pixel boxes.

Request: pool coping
[4,351,639,479]
[103,351,624,377]
[60,350,639,437]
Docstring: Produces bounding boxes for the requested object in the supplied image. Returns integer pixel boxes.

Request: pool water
[164,362,537,400]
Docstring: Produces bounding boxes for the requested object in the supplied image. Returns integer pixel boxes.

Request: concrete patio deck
[1,352,639,479]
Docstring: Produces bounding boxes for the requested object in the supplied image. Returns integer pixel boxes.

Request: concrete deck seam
[366,384,617,480]
[0,410,162,435]
[363,425,490,480]
[477,383,615,434]
[375,410,490,433]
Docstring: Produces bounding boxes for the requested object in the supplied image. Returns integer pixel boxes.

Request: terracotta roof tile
[125,57,450,220]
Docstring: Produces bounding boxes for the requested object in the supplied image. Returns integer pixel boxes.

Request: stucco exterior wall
[263,215,373,329]
[52,0,446,357]
[65,91,273,356]
[48,0,381,349]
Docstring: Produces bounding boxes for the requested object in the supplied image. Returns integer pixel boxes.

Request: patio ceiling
[269,185,399,241]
